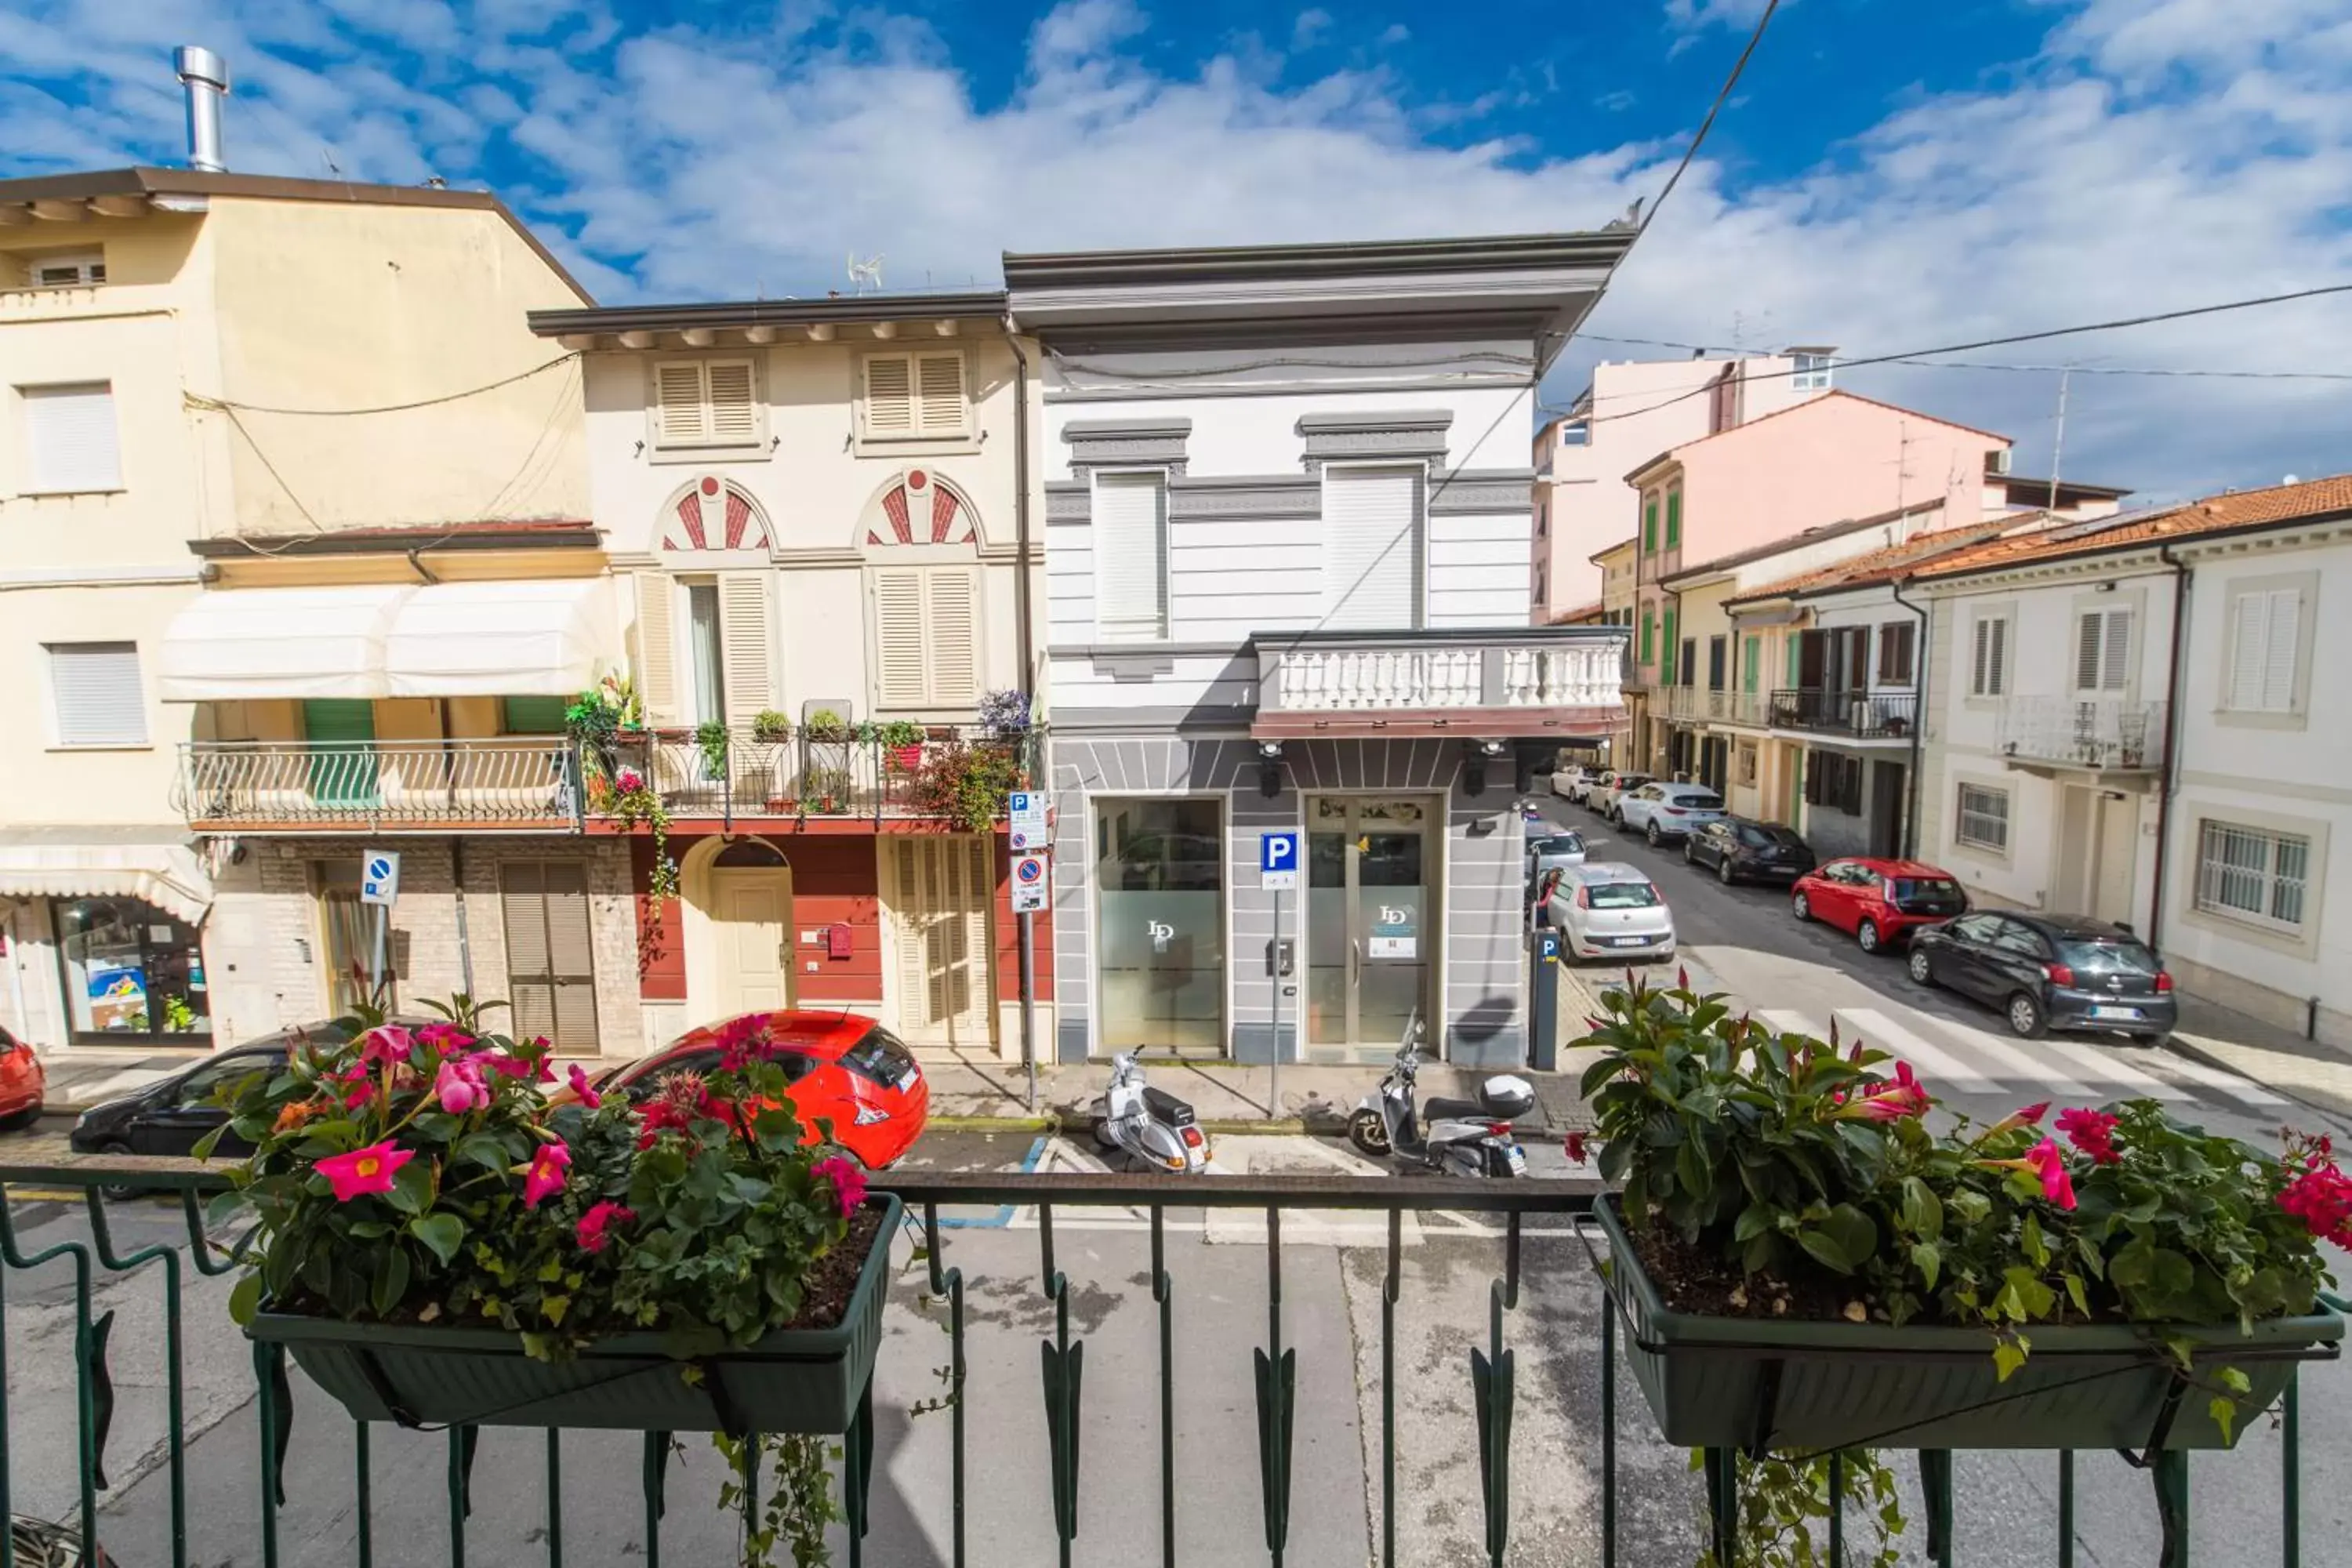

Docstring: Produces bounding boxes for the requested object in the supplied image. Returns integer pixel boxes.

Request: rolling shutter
[1322,464,1422,630]
[915,353,969,435]
[24,383,121,492]
[652,364,707,445]
[706,361,757,444]
[2228,588,2300,712]
[863,356,915,437]
[2074,608,2130,692]
[633,573,680,724]
[873,568,929,706]
[717,572,775,730]
[926,570,980,705]
[501,861,601,1054]
[1092,471,1168,641]
[47,642,146,746]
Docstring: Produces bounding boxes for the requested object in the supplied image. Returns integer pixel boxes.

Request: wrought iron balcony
[601,722,1042,826]
[175,739,582,832]
[1253,626,1628,740]
[1998,695,2166,771]
[1769,687,1918,740]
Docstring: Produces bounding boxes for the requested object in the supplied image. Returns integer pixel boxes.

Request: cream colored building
[0,165,599,1059]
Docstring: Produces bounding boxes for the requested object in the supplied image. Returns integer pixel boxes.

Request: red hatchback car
[0,1022,45,1131]
[600,1010,929,1169]
[1791,858,1969,955]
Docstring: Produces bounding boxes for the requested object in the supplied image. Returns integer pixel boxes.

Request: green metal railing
[0,1157,2336,1567]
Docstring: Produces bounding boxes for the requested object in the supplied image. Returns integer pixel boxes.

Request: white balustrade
[1261,633,1629,714]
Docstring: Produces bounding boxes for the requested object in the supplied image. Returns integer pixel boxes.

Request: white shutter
[633,572,681,724]
[2101,608,2130,690]
[1322,465,1422,630]
[925,570,980,706]
[24,383,121,492]
[1092,471,1168,641]
[863,356,915,437]
[717,572,775,729]
[706,360,757,444]
[873,568,929,706]
[48,641,146,746]
[2230,587,2302,712]
[652,364,708,447]
[2074,612,2102,691]
[1972,619,1991,695]
[1973,615,2007,696]
[2259,589,2299,710]
[2075,608,2129,691]
[913,353,969,435]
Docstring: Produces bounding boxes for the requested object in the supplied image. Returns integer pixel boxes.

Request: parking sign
[1008,790,1048,851]
[1259,830,1301,891]
[1011,851,1050,913]
[360,850,401,907]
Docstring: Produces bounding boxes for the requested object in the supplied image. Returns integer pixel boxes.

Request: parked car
[1552,764,1592,801]
[597,1010,930,1169]
[1908,913,2177,1041]
[0,1022,45,1131]
[1616,782,1726,844]
[1546,862,1675,962]
[1790,858,1969,954]
[1590,771,1654,818]
[1683,818,1817,886]
[1523,829,1589,887]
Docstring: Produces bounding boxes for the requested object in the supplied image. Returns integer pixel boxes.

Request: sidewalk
[2161,993,2352,1125]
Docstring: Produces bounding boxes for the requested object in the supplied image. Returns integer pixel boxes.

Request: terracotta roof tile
[1723,518,2031,606]
[1912,473,2352,579]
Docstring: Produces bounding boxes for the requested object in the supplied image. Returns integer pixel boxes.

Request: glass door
[1305,797,1432,1053]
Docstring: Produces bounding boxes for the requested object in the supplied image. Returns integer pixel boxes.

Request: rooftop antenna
[847,252,884,295]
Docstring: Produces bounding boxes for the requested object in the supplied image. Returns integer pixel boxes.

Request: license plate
[1506,1146,1527,1174]
[2089,1005,2143,1021]
[1604,935,1653,948]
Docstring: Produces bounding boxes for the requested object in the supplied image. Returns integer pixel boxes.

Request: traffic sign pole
[1271,885,1283,1116]
[1258,830,1302,1108]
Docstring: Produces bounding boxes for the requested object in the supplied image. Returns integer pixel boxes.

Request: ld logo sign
[1377,905,1409,926]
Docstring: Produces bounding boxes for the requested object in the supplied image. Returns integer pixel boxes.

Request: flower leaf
[408,1213,466,1266]
[385,1157,435,1218]
[228,1272,263,1326]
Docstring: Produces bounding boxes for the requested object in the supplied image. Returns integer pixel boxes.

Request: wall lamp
[1463,739,1507,797]
[1256,740,1285,799]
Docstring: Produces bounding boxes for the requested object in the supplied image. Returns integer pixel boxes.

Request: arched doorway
[682,837,796,1018]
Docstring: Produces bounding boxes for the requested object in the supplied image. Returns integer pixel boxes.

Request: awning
[0,842,212,925]
[158,585,414,702]
[384,579,615,699]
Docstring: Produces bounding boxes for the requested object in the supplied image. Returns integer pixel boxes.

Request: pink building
[1532,348,1834,619]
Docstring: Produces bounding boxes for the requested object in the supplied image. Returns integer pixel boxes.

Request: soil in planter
[1614,1196,1866,1323]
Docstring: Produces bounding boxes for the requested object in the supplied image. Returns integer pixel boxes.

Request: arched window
[662,475,772,554]
[864,467,976,548]
[855,471,982,712]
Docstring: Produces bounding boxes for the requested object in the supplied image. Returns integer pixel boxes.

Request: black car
[1907,913,2176,1040]
[1682,817,1817,886]
[70,1018,380,1174]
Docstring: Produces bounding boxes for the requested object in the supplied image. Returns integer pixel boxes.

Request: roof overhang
[529,292,1007,352]
[189,521,601,558]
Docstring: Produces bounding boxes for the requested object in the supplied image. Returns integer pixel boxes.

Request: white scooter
[1088,1052,1211,1174]
[1346,1018,1534,1178]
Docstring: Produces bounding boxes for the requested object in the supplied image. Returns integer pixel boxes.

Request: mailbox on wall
[826,924,855,960]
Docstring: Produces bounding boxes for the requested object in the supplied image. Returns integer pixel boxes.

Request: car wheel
[1791,891,1811,922]
[1857,919,1881,955]
[1717,857,1737,887]
[2006,992,2049,1040]
[1347,1108,1392,1157]
[1646,821,1663,848]
[93,1141,143,1202]
[1907,947,1935,987]
[1682,840,1695,864]
[0,1105,41,1134]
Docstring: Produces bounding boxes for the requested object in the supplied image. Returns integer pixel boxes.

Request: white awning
[0,843,212,925]
[384,579,615,699]
[158,585,415,702]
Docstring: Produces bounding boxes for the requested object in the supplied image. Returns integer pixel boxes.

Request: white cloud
[1291,8,1331,50]
[0,0,2347,499]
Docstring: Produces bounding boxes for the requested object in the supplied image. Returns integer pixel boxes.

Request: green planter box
[247,1195,901,1436]
[1592,1200,2341,1452]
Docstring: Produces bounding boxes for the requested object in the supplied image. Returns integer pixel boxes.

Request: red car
[600,1010,929,1169]
[0,1022,45,1131]
[1790,858,1969,955]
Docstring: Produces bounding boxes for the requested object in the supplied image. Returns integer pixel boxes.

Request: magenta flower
[1977,1101,2053,1142]
[567,1062,603,1109]
[812,1154,867,1218]
[575,1200,636,1254]
[521,1142,571,1207]
[358,1025,414,1066]
[316,1141,414,1203]
[1564,1131,1590,1165]
[417,1022,475,1056]
[1832,1060,1929,1121]
[434,1057,490,1114]
[471,1050,536,1080]
[2056,1106,2122,1165]
[615,768,645,793]
[2024,1138,2078,1209]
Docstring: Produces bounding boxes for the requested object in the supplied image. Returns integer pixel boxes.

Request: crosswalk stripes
[1830,1007,1997,1094]
[2143,1047,2290,1109]
[2034,1035,2192,1102]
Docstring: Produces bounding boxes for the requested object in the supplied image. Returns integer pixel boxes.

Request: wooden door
[710,867,792,1017]
[885,837,993,1048]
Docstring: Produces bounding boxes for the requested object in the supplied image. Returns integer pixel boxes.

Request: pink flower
[615,768,645,793]
[434,1057,490,1115]
[715,1013,777,1071]
[521,1142,571,1208]
[1976,1101,2053,1142]
[575,1200,635,1254]
[418,1022,475,1056]
[470,1050,536,1080]
[1832,1060,1930,1121]
[567,1063,603,1109]
[1675,965,1690,992]
[812,1154,866,1218]
[2025,1137,2078,1209]
[2278,1160,2352,1248]
[2056,1107,2121,1165]
[1564,1131,1590,1165]
[358,1025,414,1066]
[315,1141,414,1203]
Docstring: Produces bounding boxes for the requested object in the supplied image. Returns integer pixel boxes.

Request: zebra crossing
[1749,1003,2289,1116]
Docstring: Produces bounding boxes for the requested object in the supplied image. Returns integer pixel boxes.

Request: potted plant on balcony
[211,1004,895,1566]
[752,710,793,746]
[800,710,851,746]
[874,720,925,775]
[605,768,677,909]
[909,739,1024,832]
[694,719,731,781]
[1580,974,2343,1565]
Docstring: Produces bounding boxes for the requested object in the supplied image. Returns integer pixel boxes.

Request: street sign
[1260,830,1301,891]
[1008,790,1048,851]
[360,850,401,907]
[1011,851,1050,913]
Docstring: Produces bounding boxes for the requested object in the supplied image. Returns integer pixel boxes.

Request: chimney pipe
[173,46,229,172]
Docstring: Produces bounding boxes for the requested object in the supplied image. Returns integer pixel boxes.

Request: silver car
[1546,862,1676,962]
[1524,829,1589,888]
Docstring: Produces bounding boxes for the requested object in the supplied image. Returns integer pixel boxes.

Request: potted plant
[977,688,1031,741]
[876,720,925,774]
[1580,975,2343,1561]
[751,710,793,746]
[606,768,677,909]
[910,739,1024,833]
[800,710,851,746]
[694,719,731,781]
[210,1004,893,1566]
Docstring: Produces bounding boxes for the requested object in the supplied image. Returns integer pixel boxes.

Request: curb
[2158,1036,2352,1123]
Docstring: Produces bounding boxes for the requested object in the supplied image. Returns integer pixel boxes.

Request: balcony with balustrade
[1250,626,1628,741]
[175,739,584,833]
[1998,695,2167,775]
[1768,688,1918,744]
[600,721,1042,831]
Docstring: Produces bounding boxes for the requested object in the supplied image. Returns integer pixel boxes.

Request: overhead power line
[1565,330,2352,383]
[187,353,581,417]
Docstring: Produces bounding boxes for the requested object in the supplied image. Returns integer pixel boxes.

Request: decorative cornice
[1063,417,1192,473]
[1168,474,1319,521]
[1428,467,1537,515]
[1044,481,1090,523]
[1298,408,1452,464]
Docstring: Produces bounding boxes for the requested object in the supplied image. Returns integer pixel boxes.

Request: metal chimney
[173,46,229,172]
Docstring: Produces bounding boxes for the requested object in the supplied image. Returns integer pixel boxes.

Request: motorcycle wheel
[1089,1116,1115,1149]
[1347,1108,1392,1156]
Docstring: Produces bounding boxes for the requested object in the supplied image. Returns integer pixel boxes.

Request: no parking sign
[1011,851,1050,913]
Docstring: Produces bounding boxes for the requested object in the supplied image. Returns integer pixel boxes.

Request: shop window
[52,898,212,1044]
[1094,798,1225,1053]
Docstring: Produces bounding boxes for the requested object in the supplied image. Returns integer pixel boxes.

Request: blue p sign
[1260,830,1301,890]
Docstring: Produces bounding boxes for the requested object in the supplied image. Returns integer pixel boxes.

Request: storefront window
[1094,798,1225,1054]
[53,898,212,1043]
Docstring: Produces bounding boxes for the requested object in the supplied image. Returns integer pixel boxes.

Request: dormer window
[1790,351,1835,390]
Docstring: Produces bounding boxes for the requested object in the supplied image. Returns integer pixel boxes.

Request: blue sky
[5,0,2350,502]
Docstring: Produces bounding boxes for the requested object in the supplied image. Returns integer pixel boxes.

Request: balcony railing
[1998,695,2166,771]
[603,723,1042,824]
[176,739,582,830]
[0,1155,2330,1568]
[1255,628,1628,735]
[1769,687,1918,739]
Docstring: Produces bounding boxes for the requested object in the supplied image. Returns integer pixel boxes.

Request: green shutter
[1642,501,1658,553]
[1640,612,1654,666]
[1743,636,1759,693]
[502,695,569,735]
[1666,489,1682,548]
[1662,610,1679,684]
[1786,634,1802,687]
[301,699,379,806]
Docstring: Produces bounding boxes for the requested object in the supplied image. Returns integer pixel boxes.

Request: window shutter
[717,572,775,730]
[652,364,709,446]
[873,568,929,706]
[2101,608,2130,690]
[2074,612,2104,691]
[925,570,980,706]
[914,353,968,435]
[2076,608,2129,691]
[2259,588,2299,710]
[706,360,757,444]
[864,356,915,437]
[48,642,146,746]
[1743,636,1759,693]
[1322,465,1422,630]
[500,862,554,1046]
[633,572,681,724]
[543,862,601,1053]
[2228,592,2267,710]
[24,383,121,492]
[1092,471,1169,641]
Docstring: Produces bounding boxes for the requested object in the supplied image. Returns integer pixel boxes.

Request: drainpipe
[1890,575,1931,859]
[1004,319,1038,1106]
[2147,544,2191,956]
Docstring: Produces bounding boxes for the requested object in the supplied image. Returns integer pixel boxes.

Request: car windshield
[1734,826,1782,848]
[2056,938,2160,975]
[1585,880,1661,909]
[840,1027,917,1087]
[1891,877,1965,910]
[1670,791,1722,808]
[1534,835,1583,855]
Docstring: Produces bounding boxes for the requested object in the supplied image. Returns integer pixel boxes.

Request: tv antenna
[847,252,884,294]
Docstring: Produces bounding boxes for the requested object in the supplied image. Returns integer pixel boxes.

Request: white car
[1545,862,1675,962]
[1524,829,1589,887]
[1552,765,1593,800]
[1593,771,1655,819]
[1617,782,1727,845]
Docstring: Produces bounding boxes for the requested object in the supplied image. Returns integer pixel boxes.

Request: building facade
[1014,235,1632,1067]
